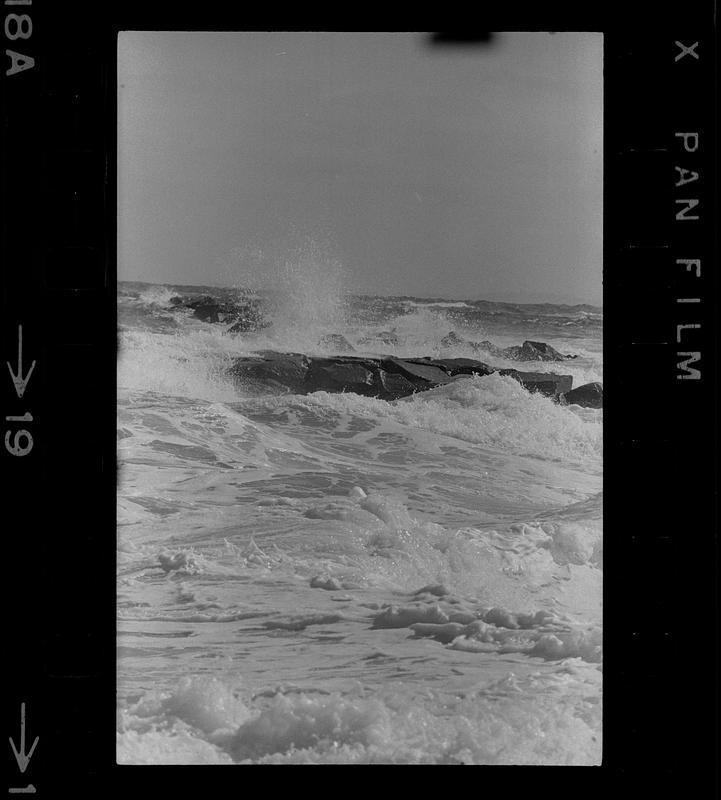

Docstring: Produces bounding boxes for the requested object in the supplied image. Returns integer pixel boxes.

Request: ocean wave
[117,667,601,765]
[298,373,601,463]
[283,487,601,600]
[117,280,603,767]
[403,300,474,309]
[133,285,180,308]
[118,329,246,401]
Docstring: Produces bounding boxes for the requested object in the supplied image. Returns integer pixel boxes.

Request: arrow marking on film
[6,325,36,399]
[9,704,39,774]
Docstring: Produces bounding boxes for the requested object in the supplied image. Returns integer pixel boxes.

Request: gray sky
[118,32,602,305]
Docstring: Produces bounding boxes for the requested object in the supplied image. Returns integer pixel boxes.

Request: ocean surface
[116,278,603,765]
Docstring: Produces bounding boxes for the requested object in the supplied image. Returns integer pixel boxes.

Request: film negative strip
[3,2,114,794]
[604,24,717,784]
[1,3,717,791]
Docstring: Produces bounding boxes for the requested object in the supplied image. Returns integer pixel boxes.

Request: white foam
[136,285,179,308]
[404,300,473,309]
[117,329,243,401]
[302,373,602,463]
[118,670,601,765]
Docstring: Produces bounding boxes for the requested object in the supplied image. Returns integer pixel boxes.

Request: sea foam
[117,668,601,765]
[300,372,601,463]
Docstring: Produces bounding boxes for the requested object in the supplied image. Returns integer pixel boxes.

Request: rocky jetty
[561,382,603,409]
[167,301,578,364]
[228,309,268,333]
[439,332,576,361]
[170,294,267,331]
[502,340,577,361]
[227,351,576,401]
[164,301,599,405]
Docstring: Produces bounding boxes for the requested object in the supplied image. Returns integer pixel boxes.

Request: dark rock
[377,370,420,398]
[403,357,493,377]
[228,352,310,393]
[384,357,454,385]
[227,351,573,402]
[440,331,467,348]
[170,295,229,323]
[171,294,266,329]
[227,306,268,333]
[439,332,504,358]
[304,358,379,396]
[501,340,568,362]
[318,333,355,352]
[561,382,603,408]
[228,318,254,334]
[181,294,216,310]
[192,302,222,323]
[498,369,573,397]
[439,333,575,362]
[440,331,501,357]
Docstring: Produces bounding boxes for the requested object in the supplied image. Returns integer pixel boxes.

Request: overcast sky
[118,32,602,305]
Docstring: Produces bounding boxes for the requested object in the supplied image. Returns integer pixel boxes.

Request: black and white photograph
[114,31,604,764]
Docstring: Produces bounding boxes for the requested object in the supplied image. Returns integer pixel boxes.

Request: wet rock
[179,294,215,309]
[439,331,504,357]
[385,357,454,385]
[227,352,573,401]
[227,306,268,333]
[377,370,420,398]
[498,369,573,397]
[228,352,310,393]
[561,382,603,408]
[440,333,575,362]
[192,302,223,323]
[440,331,468,348]
[304,358,379,396]
[318,333,356,352]
[404,357,493,377]
[501,340,569,362]
[171,295,232,323]
[171,293,266,330]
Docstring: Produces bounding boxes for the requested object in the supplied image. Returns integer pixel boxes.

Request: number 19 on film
[5,325,35,457]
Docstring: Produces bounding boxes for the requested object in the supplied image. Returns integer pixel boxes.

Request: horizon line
[118,278,603,309]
